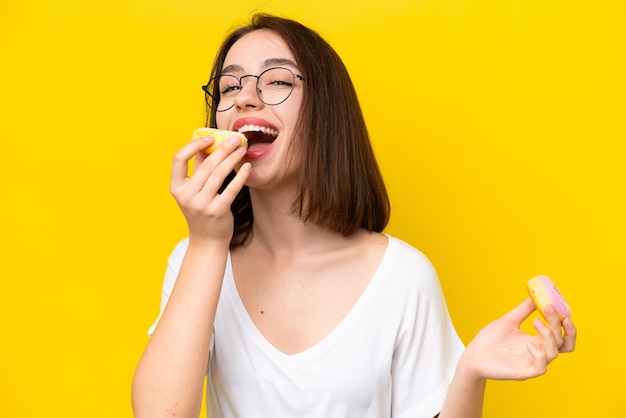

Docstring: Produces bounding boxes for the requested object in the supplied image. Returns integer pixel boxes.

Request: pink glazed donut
[527,275,572,321]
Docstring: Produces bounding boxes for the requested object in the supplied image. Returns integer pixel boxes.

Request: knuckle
[172,151,187,164]
[537,365,547,376]
[169,185,181,198]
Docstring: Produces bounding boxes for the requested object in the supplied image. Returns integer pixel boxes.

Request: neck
[242,187,349,259]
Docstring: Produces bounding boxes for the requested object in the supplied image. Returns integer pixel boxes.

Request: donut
[527,275,572,320]
[192,128,248,154]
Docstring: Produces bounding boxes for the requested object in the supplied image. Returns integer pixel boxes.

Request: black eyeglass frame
[201,66,304,112]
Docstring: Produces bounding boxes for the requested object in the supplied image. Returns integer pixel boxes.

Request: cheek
[283,98,303,129]
[215,113,229,129]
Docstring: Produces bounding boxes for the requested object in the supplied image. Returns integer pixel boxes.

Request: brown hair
[206,14,390,248]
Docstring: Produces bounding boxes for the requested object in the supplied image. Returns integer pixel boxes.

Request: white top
[149,235,465,418]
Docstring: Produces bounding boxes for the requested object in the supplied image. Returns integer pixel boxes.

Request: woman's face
[216,29,303,190]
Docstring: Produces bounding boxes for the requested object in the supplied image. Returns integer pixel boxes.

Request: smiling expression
[215,30,304,188]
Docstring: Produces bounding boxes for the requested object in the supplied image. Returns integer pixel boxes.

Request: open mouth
[237,125,278,148]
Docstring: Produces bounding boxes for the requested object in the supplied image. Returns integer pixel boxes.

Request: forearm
[438,352,487,418]
[132,241,229,418]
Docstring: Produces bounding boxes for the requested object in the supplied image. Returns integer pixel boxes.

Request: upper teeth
[237,125,278,137]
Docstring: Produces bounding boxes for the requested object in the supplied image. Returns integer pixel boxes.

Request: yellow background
[1,0,624,416]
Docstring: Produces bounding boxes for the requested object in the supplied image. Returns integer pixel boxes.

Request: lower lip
[244,141,275,160]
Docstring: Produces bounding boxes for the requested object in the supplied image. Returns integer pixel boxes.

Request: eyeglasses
[202,67,304,112]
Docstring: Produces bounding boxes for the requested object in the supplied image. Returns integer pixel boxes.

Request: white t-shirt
[149,235,465,418]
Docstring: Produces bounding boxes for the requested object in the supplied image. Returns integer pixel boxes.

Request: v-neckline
[224,236,394,361]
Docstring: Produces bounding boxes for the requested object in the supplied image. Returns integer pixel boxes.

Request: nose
[233,75,264,110]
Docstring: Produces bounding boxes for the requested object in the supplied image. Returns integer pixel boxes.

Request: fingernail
[229,135,241,144]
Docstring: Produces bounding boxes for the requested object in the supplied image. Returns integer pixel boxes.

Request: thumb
[504,297,537,326]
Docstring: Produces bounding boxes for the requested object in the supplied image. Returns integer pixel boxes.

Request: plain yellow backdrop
[1,0,624,416]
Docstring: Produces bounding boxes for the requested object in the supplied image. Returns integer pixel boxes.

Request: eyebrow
[221,58,300,75]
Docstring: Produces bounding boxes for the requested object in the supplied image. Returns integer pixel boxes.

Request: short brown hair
[206,14,390,248]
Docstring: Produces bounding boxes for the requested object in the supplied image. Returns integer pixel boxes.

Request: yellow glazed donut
[192,128,248,154]
[527,275,572,321]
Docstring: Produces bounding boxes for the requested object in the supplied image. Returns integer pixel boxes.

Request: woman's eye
[266,79,293,88]
[221,85,241,94]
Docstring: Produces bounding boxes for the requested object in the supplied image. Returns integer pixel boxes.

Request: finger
[527,342,548,377]
[171,138,215,186]
[197,145,247,198]
[215,162,252,209]
[533,318,559,363]
[543,304,564,348]
[193,132,245,159]
[192,151,209,174]
[504,297,536,326]
[189,132,215,172]
[192,134,245,178]
[206,134,246,159]
[560,317,577,353]
[189,135,245,196]
[190,154,249,219]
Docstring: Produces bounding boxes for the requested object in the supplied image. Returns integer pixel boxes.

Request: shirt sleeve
[147,238,189,336]
[389,240,466,418]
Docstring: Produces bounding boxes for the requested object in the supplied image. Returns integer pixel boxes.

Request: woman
[132,14,576,418]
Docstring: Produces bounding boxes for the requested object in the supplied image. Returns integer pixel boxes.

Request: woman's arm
[439,298,577,417]
[437,355,487,417]
[132,242,229,417]
[131,135,250,417]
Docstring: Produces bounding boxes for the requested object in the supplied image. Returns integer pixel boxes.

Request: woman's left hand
[462,297,577,381]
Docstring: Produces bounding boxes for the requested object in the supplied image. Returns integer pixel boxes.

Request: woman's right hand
[169,134,250,244]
